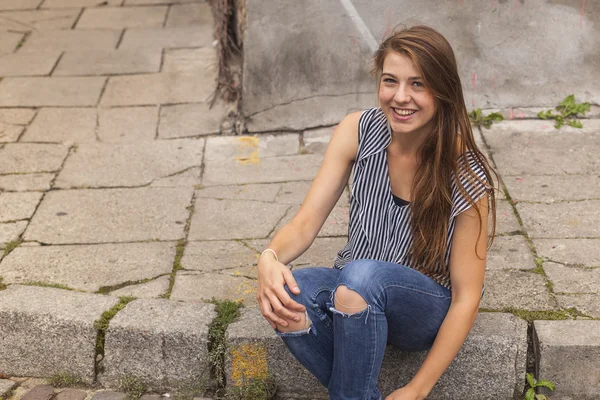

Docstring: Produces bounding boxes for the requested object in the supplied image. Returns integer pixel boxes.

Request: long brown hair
[371,25,497,274]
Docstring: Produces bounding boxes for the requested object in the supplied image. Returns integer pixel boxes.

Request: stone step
[533,320,600,400]
[225,308,528,400]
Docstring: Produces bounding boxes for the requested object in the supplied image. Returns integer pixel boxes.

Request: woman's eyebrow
[381,72,422,80]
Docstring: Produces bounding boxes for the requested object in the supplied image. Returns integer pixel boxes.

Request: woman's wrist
[405,381,430,400]
[260,248,279,262]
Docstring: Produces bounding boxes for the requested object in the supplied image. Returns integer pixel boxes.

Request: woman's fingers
[267,292,302,322]
[258,294,284,328]
[282,268,300,294]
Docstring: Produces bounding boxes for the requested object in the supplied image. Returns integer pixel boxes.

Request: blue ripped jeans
[275,259,452,400]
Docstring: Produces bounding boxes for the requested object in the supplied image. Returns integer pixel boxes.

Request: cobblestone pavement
[0,0,599,398]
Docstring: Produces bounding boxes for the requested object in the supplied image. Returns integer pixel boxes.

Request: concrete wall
[243,0,599,132]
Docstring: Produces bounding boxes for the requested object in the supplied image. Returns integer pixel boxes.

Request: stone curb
[0,285,598,399]
[225,308,527,400]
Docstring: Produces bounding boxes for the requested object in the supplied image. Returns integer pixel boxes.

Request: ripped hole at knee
[333,285,368,314]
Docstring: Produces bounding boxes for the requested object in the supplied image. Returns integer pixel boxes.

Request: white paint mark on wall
[339,0,378,53]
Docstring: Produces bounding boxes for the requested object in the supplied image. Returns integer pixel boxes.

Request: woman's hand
[384,385,426,400]
[256,252,306,329]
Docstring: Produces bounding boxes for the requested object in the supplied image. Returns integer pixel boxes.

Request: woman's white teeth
[394,109,416,116]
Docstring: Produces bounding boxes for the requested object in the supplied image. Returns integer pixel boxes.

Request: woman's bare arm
[256,112,361,327]
[402,195,488,399]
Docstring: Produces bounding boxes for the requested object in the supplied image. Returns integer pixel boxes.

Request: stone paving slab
[171,271,257,306]
[188,198,290,240]
[0,9,80,31]
[203,154,324,186]
[292,237,349,268]
[0,173,54,191]
[533,320,600,399]
[109,275,170,298]
[0,221,27,248]
[0,77,106,107]
[205,134,300,161]
[162,47,216,74]
[0,192,42,222]
[303,126,335,155]
[503,174,600,202]
[180,241,257,272]
[533,238,600,267]
[54,49,162,76]
[164,3,212,27]
[0,124,23,142]
[159,102,224,138]
[124,0,194,4]
[101,299,216,390]
[0,242,176,292]
[517,200,600,238]
[480,269,556,311]
[41,0,122,7]
[277,181,350,207]
[195,183,281,203]
[0,108,36,125]
[55,140,204,188]
[206,134,300,160]
[100,72,213,106]
[0,31,23,53]
[492,201,522,235]
[226,308,527,399]
[0,285,119,382]
[491,147,599,176]
[483,120,600,149]
[243,237,349,270]
[543,262,600,294]
[118,26,213,49]
[486,235,535,271]
[555,294,600,318]
[21,385,53,400]
[54,389,87,400]
[149,167,201,188]
[76,6,168,29]
[19,30,121,52]
[97,106,159,142]
[276,204,349,237]
[0,144,69,174]
[24,187,193,244]
[0,52,61,76]
[0,0,42,10]
[21,108,97,143]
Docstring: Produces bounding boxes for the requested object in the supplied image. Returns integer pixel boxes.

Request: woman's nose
[394,86,411,103]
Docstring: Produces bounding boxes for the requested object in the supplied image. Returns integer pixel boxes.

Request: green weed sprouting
[524,372,555,400]
[538,94,590,129]
[468,109,504,129]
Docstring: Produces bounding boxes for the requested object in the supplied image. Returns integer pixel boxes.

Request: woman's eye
[413,81,424,87]
[383,78,396,83]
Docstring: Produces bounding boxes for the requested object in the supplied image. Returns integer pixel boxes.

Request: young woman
[256,25,497,400]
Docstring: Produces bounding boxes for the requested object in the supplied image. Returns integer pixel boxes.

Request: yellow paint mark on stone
[233,136,260,165]
[231,342,269,385]
[234,150,260,165]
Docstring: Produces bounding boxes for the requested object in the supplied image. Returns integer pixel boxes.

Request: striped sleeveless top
[333,107,489,290]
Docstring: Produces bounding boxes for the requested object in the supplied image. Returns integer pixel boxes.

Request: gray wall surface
[243,0,599,132]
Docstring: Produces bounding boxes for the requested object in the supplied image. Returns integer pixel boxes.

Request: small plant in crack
[48,371,84,388]
[538,94,590,129]
[119,375,147,400]
[524,373,555,400]
[207,298,243,395]
[468,108,504,129]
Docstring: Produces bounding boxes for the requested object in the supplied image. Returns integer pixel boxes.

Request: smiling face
[378,51,437,139]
